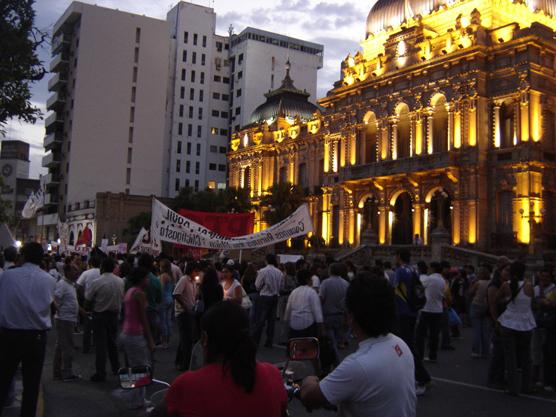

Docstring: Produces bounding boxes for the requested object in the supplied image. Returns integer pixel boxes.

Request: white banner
[129,227,160,255]
[150,198,313,250]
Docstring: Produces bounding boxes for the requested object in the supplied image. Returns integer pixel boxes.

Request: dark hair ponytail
[509,261,526,300]
[201,301,257,392]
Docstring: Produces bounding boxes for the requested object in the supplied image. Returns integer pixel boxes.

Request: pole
[239,249,243,264]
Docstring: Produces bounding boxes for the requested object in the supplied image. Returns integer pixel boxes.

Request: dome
[249,62,320,125]
[366,0,556,35]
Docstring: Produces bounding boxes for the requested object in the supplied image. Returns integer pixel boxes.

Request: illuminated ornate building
[228,0,556,255]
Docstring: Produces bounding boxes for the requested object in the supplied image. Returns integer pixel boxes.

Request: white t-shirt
[284,285,323,330]
[420,273,445,313]
[77,268,101,291]
[311,275,321,291]
[320,334,416,417]
[54,279,79,322]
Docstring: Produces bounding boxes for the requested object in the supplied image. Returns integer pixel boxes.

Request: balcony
[44,193,59,206]
[44,173,61,187]
[51,33,69,54]
[48,73,67,92]
[43,132,62,150]
[44,112,63,133]
[49,52,69,73]
[46,92,65,111]
[42,152,60,168]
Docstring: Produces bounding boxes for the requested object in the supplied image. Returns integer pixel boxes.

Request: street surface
[6,324,556,417]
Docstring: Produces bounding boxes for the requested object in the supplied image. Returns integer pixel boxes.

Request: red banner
[177,209,254,237]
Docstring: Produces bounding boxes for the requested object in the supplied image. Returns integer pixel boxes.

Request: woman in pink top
[119,267,154,409]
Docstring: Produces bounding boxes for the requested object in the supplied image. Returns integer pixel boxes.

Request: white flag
[130,227,160,255]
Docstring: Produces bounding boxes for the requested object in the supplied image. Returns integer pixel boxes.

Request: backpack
[395,266,426,312]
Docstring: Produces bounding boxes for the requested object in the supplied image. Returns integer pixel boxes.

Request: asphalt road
[20,323,556,417]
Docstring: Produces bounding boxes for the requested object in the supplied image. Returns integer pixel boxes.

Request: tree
[260,182,306,226]
[0,0,46,133]
[173,186,252,213]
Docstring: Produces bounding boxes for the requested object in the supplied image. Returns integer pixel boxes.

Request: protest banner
[150,198,313,250]
[129,227,160,255]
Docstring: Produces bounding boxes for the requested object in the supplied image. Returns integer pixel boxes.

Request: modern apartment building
[43,2,169,241]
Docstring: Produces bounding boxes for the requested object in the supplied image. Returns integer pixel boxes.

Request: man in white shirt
[301,272,416,417]
[77,256,102,353]
[285,269,324,338]
[53,264,81,381]
[415,261,446,363]
[0,242,57,417]
[252,254,284,347]
[85,257,124,382]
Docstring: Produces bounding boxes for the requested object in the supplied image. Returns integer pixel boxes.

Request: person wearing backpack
[393,249,431,396]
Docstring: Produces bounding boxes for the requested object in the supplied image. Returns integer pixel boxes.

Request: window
[213,92,220,99]
[214,75,221,82]
[180,86,185,99]
[208,181,216,189]
[126,168,131,185]
[186,161,190,173]
[190,88,194,100]
[193,33,198,45]
[212,110,219,117]
[184,31,188,43]
[198,108,203,120]
[176,160,181,172]
[200,72,205,84]
[177,141,182,153]
[236,89,242,97]
[175,178,180,191]
[225,44,229,50]
[188,106,193,118]
[271,56,275,71]
[195,162,200,174]
[220,128,228,136]
[219,146,227,153]
[218,164,226,172]
[210,145,217,152]
[179,104,184,117]
[178,123,183,135]
[130,107,135,123]
[194,180,199,191]
[235,107,241,115]
[211,127,217,135]
[181,68,186,81]
[182,50,187,62]
[238,71,243,79]
[196,143,201,156]
[202,35,207,47]
[201,53,206,65]
[191,70,196,83]
[187,124,192,136]
[238,53,243,64]
[185,179,190,187]
[221,111,228,118]
[186,142,191,155]
[199,90,204,102]
[223,77,230,84]
[197,126,202,137]
[209,163,216,170]
[271,74,274,88]
[192,52,197,64]
[222,94,229,101]
[131,86,136,102]
[216,41,222,52]
[128,127,134,143]
[132,67,138,82]
[135,27,141,43]
[134,47,139,63]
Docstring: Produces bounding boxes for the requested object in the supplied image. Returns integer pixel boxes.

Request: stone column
[447,103,453,151]
[413,203,424,242]
[378,205,388,245]
[415,113,424,155]
[468,99,477,147]
[324,140,330,172]
[349,132,357,165]
[427,111,434,154]
[390,119,398,160]
[257,162,263,196]
[520,93,530,142]
[453,107,462,149]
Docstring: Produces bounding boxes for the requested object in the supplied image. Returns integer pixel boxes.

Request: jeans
[501,326,532,395]
[92,311,120,377]
[395,315,431,385]
[118,333,150,408]
[416,311,442,360]
[158,301,173,341]
[324,314,344,365]
[470,304,489,356]
[53,319,76,379]
[251,295,278,346]
[0,329,47,417]
[175,312,193,370]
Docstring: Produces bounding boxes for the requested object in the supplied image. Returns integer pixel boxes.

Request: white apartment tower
[43,2,169,239]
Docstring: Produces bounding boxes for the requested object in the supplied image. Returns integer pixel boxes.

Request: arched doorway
[432,95,448,153]
[392,192,413,244]
[500,101,515,148]
[362,112,377,164]
[429,190,452,238]
[397,104,410,159]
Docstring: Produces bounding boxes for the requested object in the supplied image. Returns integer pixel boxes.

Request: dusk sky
[6,0,373,178]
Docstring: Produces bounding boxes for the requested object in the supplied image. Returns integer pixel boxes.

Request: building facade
[229,0,556,255]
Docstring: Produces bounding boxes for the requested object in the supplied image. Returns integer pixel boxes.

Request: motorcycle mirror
[287,337,319,361]
[118,366,153,389]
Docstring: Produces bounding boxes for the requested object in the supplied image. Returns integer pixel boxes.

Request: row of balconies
[46,91,65,111]
[48,73,67,92]
[49,52,69,73]
[43,132,62,151]
[44,111,63,134]
[42,152,60,168]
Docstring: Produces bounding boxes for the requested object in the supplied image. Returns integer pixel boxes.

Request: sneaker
[424,357,437,363]
[63,374,81,382]
[415,384,427,396]
[90,373,106,382]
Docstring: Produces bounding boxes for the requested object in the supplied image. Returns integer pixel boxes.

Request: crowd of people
[0,242,555,417]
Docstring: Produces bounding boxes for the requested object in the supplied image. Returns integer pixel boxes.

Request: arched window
[500,101,515,148]
[432,95,448,153]
[362,112,377,163]
[396,105,410,159]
